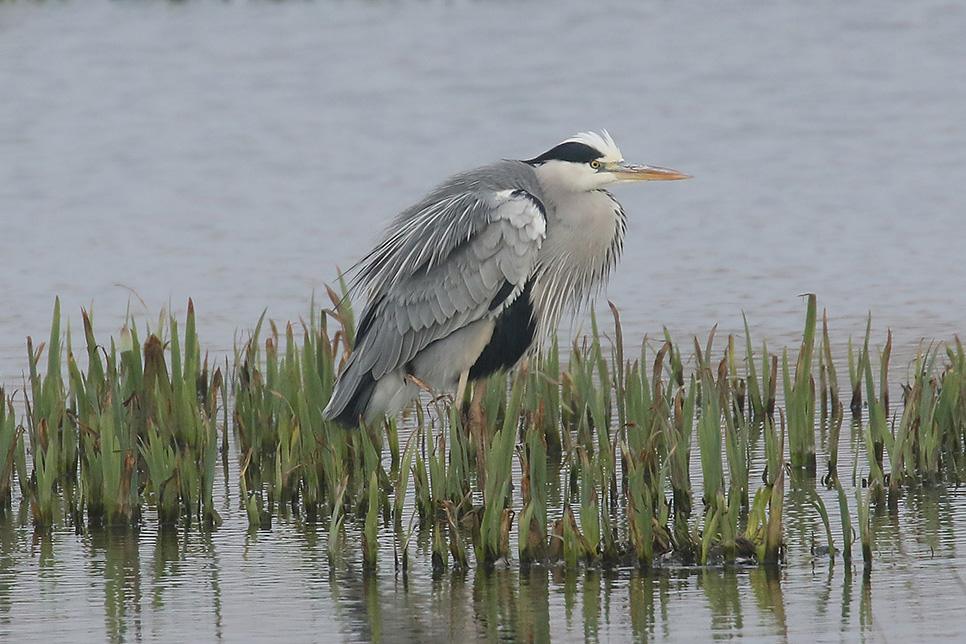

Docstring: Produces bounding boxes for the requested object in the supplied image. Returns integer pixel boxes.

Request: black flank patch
[469,281,536,380]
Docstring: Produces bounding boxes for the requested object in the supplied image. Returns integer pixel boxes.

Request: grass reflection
[88,530,142,644]
[518,566,551,643]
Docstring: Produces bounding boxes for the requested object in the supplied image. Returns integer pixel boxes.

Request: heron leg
[455,369,469,408]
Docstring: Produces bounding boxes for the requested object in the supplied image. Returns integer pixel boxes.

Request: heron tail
[322,357,376,427]
[324,360,418,428]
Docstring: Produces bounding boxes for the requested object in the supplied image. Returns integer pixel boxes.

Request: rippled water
[3,441,966,643]
[2,0,966,641]
[3,456,966,642]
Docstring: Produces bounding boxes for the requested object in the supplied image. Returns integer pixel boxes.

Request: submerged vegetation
[1,292,965,575]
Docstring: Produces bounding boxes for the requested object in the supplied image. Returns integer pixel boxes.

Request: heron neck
[530,188,626,338]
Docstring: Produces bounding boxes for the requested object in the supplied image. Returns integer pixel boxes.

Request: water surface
[2,1,966,642]
[2,0,965,382]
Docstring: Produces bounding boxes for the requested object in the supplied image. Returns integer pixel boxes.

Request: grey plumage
[323,131,688,426]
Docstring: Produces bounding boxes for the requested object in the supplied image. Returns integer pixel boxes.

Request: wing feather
[364,193,544,378]
[324,162,548,422]
[369,208,543,371]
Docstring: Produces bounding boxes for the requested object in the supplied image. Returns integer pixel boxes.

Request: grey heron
[323,131,689,427]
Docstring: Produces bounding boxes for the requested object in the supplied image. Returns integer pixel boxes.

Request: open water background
[2,0,966,642]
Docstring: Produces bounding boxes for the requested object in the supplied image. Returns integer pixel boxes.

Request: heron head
[525,130,690,193]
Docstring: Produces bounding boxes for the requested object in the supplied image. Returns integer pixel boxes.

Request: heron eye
[590,160,602,169]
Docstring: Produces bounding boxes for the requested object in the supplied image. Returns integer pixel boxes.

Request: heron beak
[610,162,691,182]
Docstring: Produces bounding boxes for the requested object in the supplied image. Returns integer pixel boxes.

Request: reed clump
[5,292,966,575]
[0,386,23,516]
[15,299,224,532]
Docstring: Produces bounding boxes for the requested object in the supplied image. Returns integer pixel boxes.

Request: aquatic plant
[0,388,21,515]
[518,415,548,564]
[474,373,522,566]
[743,313,776,421]
[861,340,888,505]
[821,311,845,480]
[362,471,380,570]
[856,485,873,567]
[623,439,655,568]
[833,476,854,564]
[9,290,966,577]
[784,294,817,474]
[26,299,69,528]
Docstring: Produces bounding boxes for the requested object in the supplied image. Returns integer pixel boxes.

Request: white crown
[565,130,622,163]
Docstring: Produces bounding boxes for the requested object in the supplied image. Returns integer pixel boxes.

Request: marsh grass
[0,387,22,516]
[14,299,225,531]
[784,294,818,474]
[518,412,548,564]
[821,311,845,480]
[5,292,966,576]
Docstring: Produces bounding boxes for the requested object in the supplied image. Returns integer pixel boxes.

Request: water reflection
[784,473,823,563]
[472,568,522,641]
[627,570,659,641]
[748,568,786,641]
[700,568,744,635]
[518,567,551,643]
[903,486,958,557]
[335,564,808,642]
[4,508,966,643]
[0,522,16,627]
[383,554,966,642]
[86,530,142,643]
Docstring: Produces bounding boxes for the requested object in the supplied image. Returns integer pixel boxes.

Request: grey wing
[323,188,546,420]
